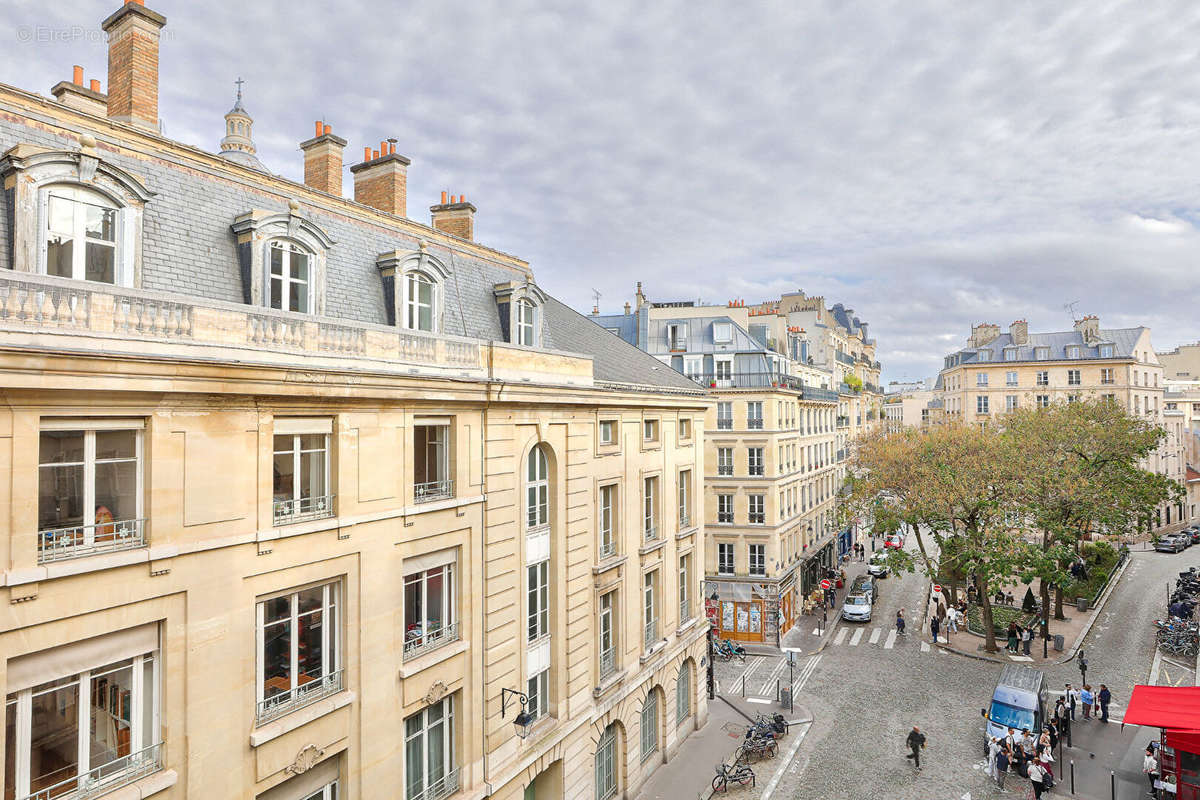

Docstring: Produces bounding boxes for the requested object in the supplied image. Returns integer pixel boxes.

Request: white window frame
[716,402,733,430]
[402,270,438,333]
[683,356,703,382]
[748,494,765,525]
[748,543,765,576]
[666,322,687,351]
[267,240,314,313]
[255,580,341,721]
[1006,395,1019,412]
[40,184,124,285]
[1036,370,1049,387]
[599,591,616,678]
[748,447,764,476]
[599,484,616,559]
[1036,395,1050,408]
[414,422,453,503]
[714,357,733,387]
[977,396,989,414]
[640,693,659,761]
[403,562,457,659]
[643,571,658,647]
[676,665,691,725]
[1006,371,1018,386]
[404,695,456,800]
[595,725,618,800]
[1099,344,1114,358]
[678,554,690,622]
[746,401,763,429]
[717,447,733,476]
[599,419,617,446]
[526,446,549,529]
[717,495,733,525]
[527,560,550,642]
[272,428,333,525]
[717,542,734,575]
[526,668,549,723]
[643,419,659,442]
[302,780,340,800]
[1068,369,1081,386]
[976,373,989,387]
[515,298,538,347]
[678,470,691,528]
[1066,345,1080,359]
[643,476,658,540]
[712,322,733,344]
[1101,368,1114,384]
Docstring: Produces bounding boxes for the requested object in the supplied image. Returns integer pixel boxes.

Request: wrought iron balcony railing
[37,518,146,563]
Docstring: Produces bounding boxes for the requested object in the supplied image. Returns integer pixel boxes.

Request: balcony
[599,648,617,680]
[835,351,855,366]
[18,742,163,800]
[678,512,691,529]
[716,418,733,430]
[802,385,840,403]
[402,620,461,661]
[599,537,616,560]
[273,493,335,526]
[256,668,344,723]
[37,518,145,564]
[414,478,454,504]
[644,524,659,542]
[668,336,687,352]
[693,371,805,391]
[747,417,764,430]
[644,618,659,648]
[409,768,460,800]
[680,598,692,623]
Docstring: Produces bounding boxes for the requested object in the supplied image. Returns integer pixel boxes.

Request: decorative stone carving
[423,681,448,706]
[284,743,326,776]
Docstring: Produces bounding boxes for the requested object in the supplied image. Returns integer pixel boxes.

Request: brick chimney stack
[50,65,108,117]
[102,0,167,131]
[300,121,348,196]
[429,191,476,240]
[350,141,410,216]
[1009,319,1029,346]
[969,322,1001,348]
[1073,314,1100,344]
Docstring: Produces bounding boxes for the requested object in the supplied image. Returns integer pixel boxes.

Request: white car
[841,594,873,622]
[867,552,890,578]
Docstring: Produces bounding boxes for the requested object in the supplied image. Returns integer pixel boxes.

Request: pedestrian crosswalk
[818,623,943,652]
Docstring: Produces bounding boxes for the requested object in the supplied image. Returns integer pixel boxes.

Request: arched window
[267,240,312,313]
[404,271,437,332]
[640,690,660,761]
[676,663,692,726]
[595,724,618,800]
[526,445,549,529]
[515,298,537,346]
[42,185,119,284]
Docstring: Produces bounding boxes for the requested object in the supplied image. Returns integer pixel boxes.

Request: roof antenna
[1063,300,1079,321]
[591,288,601,315]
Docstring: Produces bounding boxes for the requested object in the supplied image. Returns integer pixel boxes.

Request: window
[302,780,340,800]
[643,476,658,540]
[1068,369,1081,386]
[1036,395,1050,408]
[404,562,457,659]
[977,349,991,362]
[527,561,550,641]
[716,402,733,430]
[678,554,691,623]
[599,485,616,559]
[1006,371,1018,386]
[976,373,989,387]
[273,425,333,525]
[748,494,765,525]
[676,665,691,725]
[640,693,659,761]
[42,185,119,284]
[1100,368,1114,384]
[718,543,734,574]
[415,422,453,502]
[678,470,691,528]
[712,322,733,343]
[38,422,144,563]
[976,396,989,414]
[515,299,537,346]
[1035,347,1049,360]
[717,447,733,476]
[1004,347,1019,361]
[526,669,549,723]
[746,402,764,430]
[1067,394,1080,404]
[1036,371,1049,387]
[1066,345,1080,359]
[599,591,616,679]
[714,358,732,387]
[643,572,659,647]
[526,446,549,528]
[643,419,659,442]
[1099,344,1114,358]
[404,271,436,331]
[599,420,617,446]
[257,581,341,721]
[595,724,618,800]
[404,696,457,800]
[683,356,704,382]
[748,447,764,476]
[717,495,733,524]
[666,322,687,351]
[749,544,766,576]
[268,241,313,312]
[679,417,692,440]
[1006,395,1018,412]
[4,643,161,800]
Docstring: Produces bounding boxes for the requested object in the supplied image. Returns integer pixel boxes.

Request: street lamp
[501,687,533,739]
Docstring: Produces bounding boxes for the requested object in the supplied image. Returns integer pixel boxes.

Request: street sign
[820,579,831,590]
[933,584,942,594]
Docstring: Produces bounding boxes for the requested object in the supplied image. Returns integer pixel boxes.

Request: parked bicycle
[734,731,778,763]
[715,638,747,662]
[712,762,755,792]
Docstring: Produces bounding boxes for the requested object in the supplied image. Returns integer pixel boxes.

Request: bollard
[741,675,745,698]
[1110,770,1115,800]
[776,678,780,702]
[1071,760,1075,795]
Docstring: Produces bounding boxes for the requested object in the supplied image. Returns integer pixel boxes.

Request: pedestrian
[1012,743,1028,778]
[1021,728,1035,758]
[1007,623,1020,653]
[930,615,940,644]
[1053,696,1066,723]
[905,726,926,771]
[1099,684,1112,723]
[986,737,1000,779]
[995,747,1010,789]
[1022,625,1033,656]
[1047,721,1059,753]
[1028,760,1047,799]
[1005,727,1017,753]
[1065,683,1078,720]
[896,609,906,635]
[1059,707,1072,748]
[1144,746,1159,797]
[1080,684,1094,720]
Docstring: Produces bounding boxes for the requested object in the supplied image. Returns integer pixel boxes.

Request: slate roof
[952,327,1144,365]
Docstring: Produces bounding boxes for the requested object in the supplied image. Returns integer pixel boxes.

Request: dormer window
[515,298,537,346]
[268,241,312,312]
[977,349,991,362]
[44,186,119,283]
[404,270,437,332]
[667,322,687,351]
[493,281,546,347]
[1035,347,1050,360]
[232,208,334,314]
[1066,345,1080,359]
[1099,344,1114,358]
[713,322,733,344]
[1004,347,1019,361]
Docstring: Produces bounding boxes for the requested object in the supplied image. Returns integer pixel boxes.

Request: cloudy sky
[6,1,1200,382]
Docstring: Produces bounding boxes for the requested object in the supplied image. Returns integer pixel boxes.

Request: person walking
[1099,684,1112,723]
[995,747,1010,790]
[1059,705,1072,748]
[986,737,1000,779]
[905,726,926,771]
[896,609,906,635]
[947,605,960,635]
[1065,683,1078,720]
[1022,625,1033,656]
[930,615,941,644]
[1047,721,1059,753]
[1007,622,1020,653]
[1028,760,1048,799]
[1144,747,1159,797]
[1080,685,1094,720]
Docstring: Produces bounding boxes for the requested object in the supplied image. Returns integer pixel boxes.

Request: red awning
[1166,729,1200,755]
[1124,685,1200,732]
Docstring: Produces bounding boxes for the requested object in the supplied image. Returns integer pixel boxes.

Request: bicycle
[712,762,755,792]
[734,734,778,763]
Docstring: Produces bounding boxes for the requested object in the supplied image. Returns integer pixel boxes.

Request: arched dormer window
[0,140,153,287]
[231,205,335,314]
[526,445,549,529]
[494,280,547,347]
[404,270,437,332]
[515,298,537,346]
[375,248,449,332]
[267,240,313,313]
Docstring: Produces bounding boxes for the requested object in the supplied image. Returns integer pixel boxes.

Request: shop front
[1125,685,1200,799]
[706,569,801,645]
[837,525,855,560]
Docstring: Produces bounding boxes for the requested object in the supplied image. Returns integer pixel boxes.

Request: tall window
[1006,395,1019,412]
[1067,369,1081,386]
[43,185,119,284]
[640,693,659,761]
[679,554,691,622]
[527,668,549,723]
[666,322,687,351]
[1036,395,1050,408]
[599,420,616,446]
[1100,368,1114,384]
[976,373,989,387]
[1006,371,1018,386]
[717,402,733,430]
[717,447,733,476]
[257,581,341,721]
[749,544,766,575]
[415,423,453,502]
[38,423,144,562]
[678,470,691,528]
[976,396,989,414]
[714,358,733,387]
[717,543,735,575]
[643,477,658,540]
[405,696,456,800]
[748,494,765,525]
[1036,371,1049,387]
[527,561,549,641]
[516,299,537,346]
[268,241,312,312]
[676,665,691,726]
[643,572,658,647]
[404,271,436,331]
[526,446,549,528]
[717,494,734,524]
[599,591,616,679]
[404,562,457,659]
[273,427,332,524]
[746,401,763,429]
[748,448,764,476]
[592,490,618,571]
[595,725,617,800]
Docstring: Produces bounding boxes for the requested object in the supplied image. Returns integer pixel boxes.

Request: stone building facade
[0,4,709,800]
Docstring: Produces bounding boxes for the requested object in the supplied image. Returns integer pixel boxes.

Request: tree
[844,422,1034,652]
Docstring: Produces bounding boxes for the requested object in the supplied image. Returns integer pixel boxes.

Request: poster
[737,608,749,632]
[750,605,762,633]
[721,601,734,630]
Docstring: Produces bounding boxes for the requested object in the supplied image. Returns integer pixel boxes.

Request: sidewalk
[1039,712,1147,799]
[634,696,748,800]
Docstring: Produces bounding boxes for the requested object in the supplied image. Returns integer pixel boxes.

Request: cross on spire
[235,76,244,100]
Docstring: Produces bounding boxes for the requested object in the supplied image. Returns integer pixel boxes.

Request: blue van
[984,664,1047,742]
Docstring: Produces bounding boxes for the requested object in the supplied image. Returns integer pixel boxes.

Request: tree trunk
[1040,577,1051,643]
[978,576,999,653]
[1054,582,1065,620]
[948,579,959,607]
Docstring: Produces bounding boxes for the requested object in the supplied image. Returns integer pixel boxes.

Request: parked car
[1185,526,1200,545]
[841,593,873,622]
[1156,533,1189,553]
[850,574,877,603]
[866,551,890,578]
[883,532,905,550]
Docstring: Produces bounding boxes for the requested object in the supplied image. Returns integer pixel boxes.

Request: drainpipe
[481,341,504,797]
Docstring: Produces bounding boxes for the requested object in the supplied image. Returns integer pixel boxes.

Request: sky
[6,0,1200,384]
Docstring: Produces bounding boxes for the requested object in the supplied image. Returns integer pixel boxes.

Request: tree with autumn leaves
[843,398,1181,653]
